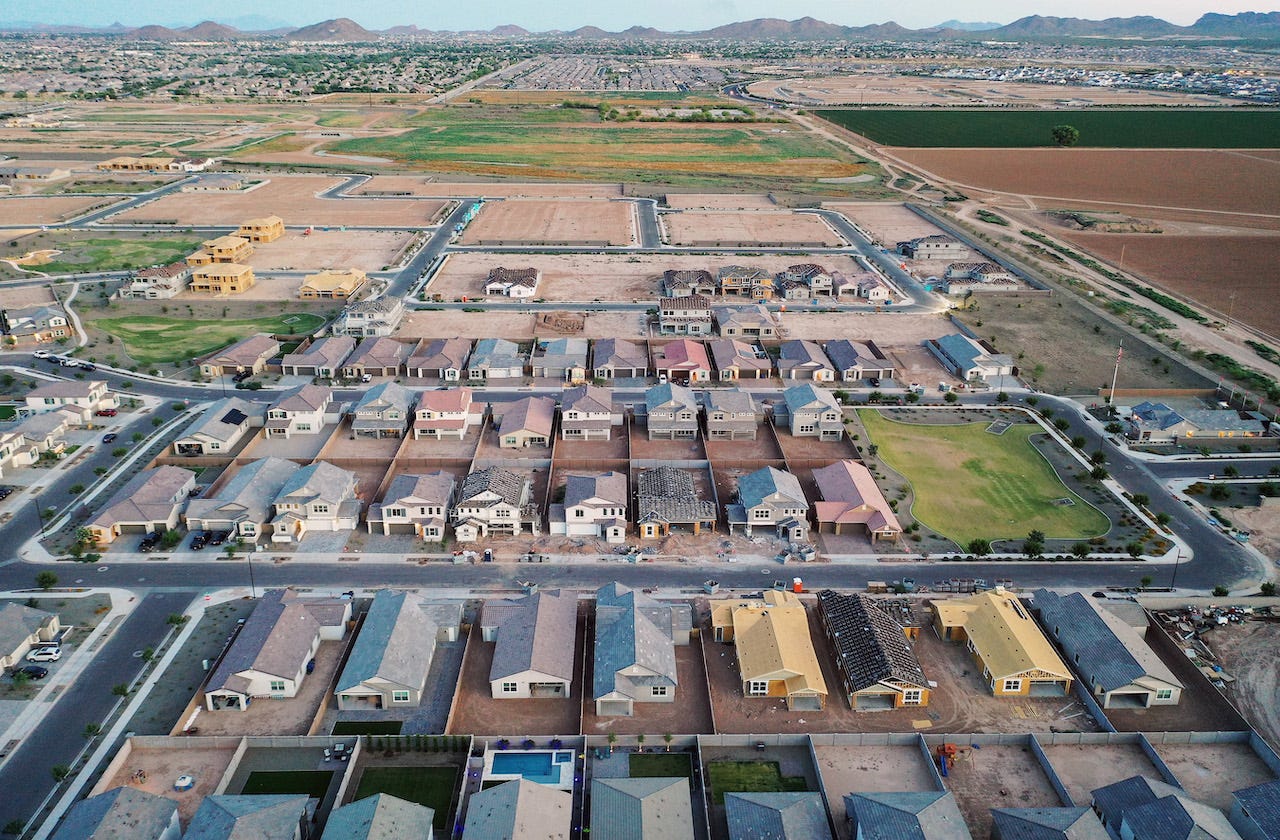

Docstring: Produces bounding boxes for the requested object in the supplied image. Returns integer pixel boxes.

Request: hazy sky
[9,0,1269,31]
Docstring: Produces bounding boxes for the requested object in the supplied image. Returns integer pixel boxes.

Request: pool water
[489,750,573,786]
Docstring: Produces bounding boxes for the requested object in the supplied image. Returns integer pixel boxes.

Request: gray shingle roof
[274,461,357,507]
[207,590,347,692]
[185,457,302,528]
[737,466,806,510]
[594,583,679,702]
[0,602,56,659]
[320,793,433,840]
[463,778,571,839]
[460,467,527,506]
[989,807,1109,840]
[183,795,308,840]
[565,472,627,509]
[783,383,839,414]
[724,791,833,840]
[817,590,928,694]
[844,792,973,840]
[646,382,697,413]
[336,591,459,696]
[1122,794,1243,840]
[343,337,411,370]
[1090,776,1185,828]
[824,339,888,372]
[53,786,177,840]
[179,397,258,444]
[488,589,578,683]
[591,777,694,840]
[593,338,647,372]
[1233,780,1280,840]
[353,381,414,415]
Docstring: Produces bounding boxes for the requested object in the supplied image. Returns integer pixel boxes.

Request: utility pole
[1107,341,1123,412]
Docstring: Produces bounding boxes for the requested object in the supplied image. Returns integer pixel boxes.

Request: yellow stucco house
[97,156,174,172]
[932,588,1073,698]
[190,264,256,295]
[238,215,285,243]
[299,269,368,300]
[186,235,255,267]
[712,590,828,711]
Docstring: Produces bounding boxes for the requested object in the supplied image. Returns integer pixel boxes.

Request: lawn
[815,108,1280,148]
[0,406,15,421]
[92,313,326,365]
[48,180,169,195]
[354,767,456,830]
[316,111,367,127]
[241,770,333,798]
[3,237,202,276]
[706,761,807,805]
[630,752,692,779]
[858,410,1110,544]
[332,720,403,736]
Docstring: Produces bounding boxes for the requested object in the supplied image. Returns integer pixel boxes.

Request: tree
[944,391,958,404]
[607,732,617,754]
[663,733,674,751]
[1212,585,1229,597]
[1091,466,1109,480]
[995,391,1009,403]
[1023,534,1045,559]
[1052,125,1080,147]
[967,538,991,557]
[1140,575,1153,588]
[51,765,70,782]
[1132,494,1149,507]
[1223,465,1240,478]
[11,670,29,689]
[35,570,57,591]
[1071,436,1087,449]
[1262,582,1276,597]
[112,683,130,697]
[1053,418,1070,431]
[1155,512,1171,526]
[83,723,101,739]
[635,734,646,751]
[1126,542,1144,558]
[1071,542,1091,559]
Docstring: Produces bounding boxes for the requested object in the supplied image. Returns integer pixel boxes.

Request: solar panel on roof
[220,409,248,425]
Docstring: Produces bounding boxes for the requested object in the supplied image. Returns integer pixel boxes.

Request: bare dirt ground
[943,743,1064,837]
[187,641,343,736]
[1152,742,1277,811]
[401,309,537,340]
[663,210,843,247]
[581,642,714,736]
[1040,743,1163,806]
[0,195,117,225]
[112,176,449,227]
[772,312,954,345]
[665,194,777,210]
[103,744,238,824]
[460,199,636,246]
[1228,507,1280,565]
[0,284,60,309]
[1201,620,1280,752]
[354,177,621,198]
[249,229,414,272]
[824,202,947,245]
[816,745,938,838]
[749,75,1243,108]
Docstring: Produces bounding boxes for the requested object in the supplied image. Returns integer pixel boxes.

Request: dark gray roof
[565,472,628,508]
[463,778,571,838]
[53,787,177,840]
[1234,780,1280,840]
[184,795,308,840]
[824,339,888,371]
[817,590,928,693]
[990,808,1109,840]
[460,467,527,506]
[591,777,694,840]
[844,792,973,840]
[0,602,56,658]
[185,457,301,527]
[724,791,833,840]
[179,397,258,444]
[636,467,716,525]
[1091,777,1185,828]
[320,793,433,840]
[489,590,578,683]
[594,583,680,702]
[336,591,459,695]
[1122,795,1242,840]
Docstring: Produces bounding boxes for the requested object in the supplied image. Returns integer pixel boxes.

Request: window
[574,509,585,518]
[387,508,405,518]
[748,680,770,696]
[269,680,286,693]
[798,424,815,433]
[501,682,518,693]
[902,689,923,705]
[1002,679,1022,693]
[392,690,411,703]
[1156,689,1173,700]
[297,423,312,432]
[312,504,329,515]
[752,509,771,520]
[651,686,669,697]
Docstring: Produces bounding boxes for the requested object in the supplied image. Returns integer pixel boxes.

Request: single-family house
[265,384,334,439]
[710,338,772,381]
[845,792,972,840]
[945,261,1017,285]
[463,779,571,840]
[591,777,694,840]
[532,337,588,383]
[717,265,771,297]
[119,262,191,300]
[350,382,413,438]
[824,339,895,382]
[990,808,1110,840]
[713,304,779,339]
[592,338,648,379]
[592,582,692,716]
[1032,589,1182,709]
[98,156,174,172]
[662,269,715,298]
[0,603,60,672]
[484,266,541,298]
[87,465,196,545]
[645,382,700,440]
[184,457,301,543]
[932,588,1073,697]
[1126,402,1264,444]
[550,472,628,543]
[53,787,180,840]
[635,466,716,539]
[269,462,361,543]
[200,334,279,377]
[1092,776,1242,840]
[408,337,471,381]
[782,383,843,440]
[0,164,69,182]
[468,338,525,381]
[497,396,556,448]
[653,339,712,384]
[711,590,827,710]
[341,337,411,380]
[898,234,970,260]
[168,156,214,172]
[725,792,833,840]
[189,264,256,295]
[812,460,902,541]
[452,467,538,541]
[237,215,285,243]
[484,589,577,698]
[173,397,259,456]
[335,590,462,710]
[204,589,350,710]
[413,388,482,440]
[335,297,406,338]
[818,590,930,710]
[25,380,112,423]
[658,295,712,335]
[704,388,759,441]
[726,465,810,542]
[186,234,254,266]
[926,334,1015,382]
[299,269,367,300]
[8,408,77,463]
[1,305,72,344]
[367,472,456,540]
[560,384,614,441]
[777,340,836,381]
[280,336,355,379]
[1230,780,1280,840]
[778,262,835,296]
[184,795,310,840]
[321,794,433,840]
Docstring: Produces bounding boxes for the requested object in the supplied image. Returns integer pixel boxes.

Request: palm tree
[607,733,617,754]
[636,734,646,753]
[663,734,674,752]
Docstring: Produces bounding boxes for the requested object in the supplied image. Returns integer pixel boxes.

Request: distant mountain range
[3,11,1280,41]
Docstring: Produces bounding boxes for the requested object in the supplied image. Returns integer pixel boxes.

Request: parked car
[78,362,97,371]
[360,373,373,383]
[209,530,229,546]
[231,371,252,383]
[102,433,117,444]
[32,350,51,359]
[17,665,48,680]
[95,408,118,417]
[26,646,61,663]
[190,532,207,550]
[59,358,78,367]
[139,534,161,553]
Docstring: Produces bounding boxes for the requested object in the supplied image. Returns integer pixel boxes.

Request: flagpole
[1108,341,1123,412]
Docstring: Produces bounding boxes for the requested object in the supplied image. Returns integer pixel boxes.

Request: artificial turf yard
[630,752,693,778]
[354,767,456,830]
[92,313,325,365]
[706,761,807,805]
[241,770,333,798]
[857,410,1109,545]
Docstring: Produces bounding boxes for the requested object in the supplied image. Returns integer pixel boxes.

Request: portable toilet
[792,577,803,593]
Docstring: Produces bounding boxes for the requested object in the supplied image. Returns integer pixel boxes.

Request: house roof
[646,382,698,413]
[783,383,840,414]
[1129,402,1263,435]
[0,602,56,657]
[185,457,302,527]
[90,466,194,530]
[710,339,772,372]
[713,304,775,329]
[336,591,460,696]
[459,467,527,506]
[184,795,308,840]
[844,791,973,840]
[824,339,887,371]
[344,337,410,370]
[812,460,901,534]
[1122,794,1243,840]
[989,807,1109,840]
[470,337,523,369]
[593,338,647,371]
[594,583,679,702]
[179,397,258,445]
[591,777,694,840]
[282,335,355,369]
[353,381,414,414]
[207,590,348,692]
[932,590,1070,682]
[417,387,473,415]
[705,388,757,416]
[931,333,1013,373]
[719,264,771,281]
[270,384,332,414]
[488,589,578,683]
[635,466,716,524]
[1031,590,1180,693]
[738,466,807,510]
[724,791,833,840]
[563,384,612,415]
[463,779,571,840]
[53,786,178,840]
[409,337,471,371]
[537,337,589,368]
[206,334,279,367]
[27,380,105,400]
[499,396,556,439]
[346,296,404,316]
[817,590,927,693]
[275,461,357,507]
[778,340,833,372]
[654,339,710,371]
[486,266,540,287]
[1233,780,1280,839]
[1090,776,1186,828]
[722,590,827,695]
[660,294,710,312]
[300,268,366,293]
[566,472,628,508]
[321,794,434,840]
[381,472,456,508]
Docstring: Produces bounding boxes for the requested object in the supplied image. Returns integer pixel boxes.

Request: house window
[210,443,220,450]
[392,690,411,703]
[1002,679,1022,693]
[752,509,771,520]
[748,680,769,696]
[387,508,405,518]
[297,423,312,432]
[902,689,923,705]
[502,682,518,693]
[652,686,669,697]
[574,509,585,518]
[1156,689,1173,700]
[312,504,329,515]
[797,424,815,433]
[269,680,286,693]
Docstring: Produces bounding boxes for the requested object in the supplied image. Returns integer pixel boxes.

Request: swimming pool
[484,749,575,788]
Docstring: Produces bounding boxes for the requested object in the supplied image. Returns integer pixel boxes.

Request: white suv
[26,646,61,662]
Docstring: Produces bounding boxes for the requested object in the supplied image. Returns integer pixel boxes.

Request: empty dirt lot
[460,199,636,246]
[1201,620,1280,751]
[816,744,939,838]
[943,742,1064,837]
[354,177,621,198]
[824,202,947,246]
[103,744,238,823]
[663,210,843,247]
[665,194,777,210]
[113,176,450,227]
[0,195,118,225]
[1040,742,1164,806]
[249,229,414,272]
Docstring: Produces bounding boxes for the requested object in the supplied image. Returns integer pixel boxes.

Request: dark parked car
[103,433,117,444]
[95,408,117,417]
[190,532,207,550]
[17,665,48,680]
[139,534,161,553]
[231,371,252,383]
[209,530,229,546]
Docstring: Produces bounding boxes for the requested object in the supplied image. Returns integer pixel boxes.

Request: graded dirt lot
[401,309,538,340]
[1230,507,1280,563]
[460,199,635,246]
[1201,620,1280,751]
[354,177,621,198]
[103,744,238,823]
[824,201,948,245]
[1040,743,1163,806]
[249,229,415,273]
[816,744,938,838]
[663,210,843,247]
[665,194,777,210]
[112,176,450,227]
[943,743,1064,837]
[1152,742,1277,811]
[0,195,118,225]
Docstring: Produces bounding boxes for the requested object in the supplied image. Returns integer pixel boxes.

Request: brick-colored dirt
[581,637,715,736]
[664,210,843,247]
[103,745,239,825]
[1040,743,1162,807]
[0,195,117,225]
[815,744,939,839]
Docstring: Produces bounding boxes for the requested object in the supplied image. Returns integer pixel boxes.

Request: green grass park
[92,313,326,365]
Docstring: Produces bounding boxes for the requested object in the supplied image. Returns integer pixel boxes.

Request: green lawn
[630,752,692,779]
[92,314,325,365]
[0,405,15,421]
[355,767,456,830]
[706,761,807,805]
[858,410,1110,544]
[332,720,403,736]
[241,770,333,798]
[815,108,1280,148]
[10,237,201,276]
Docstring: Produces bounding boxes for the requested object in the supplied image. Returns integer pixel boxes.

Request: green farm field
[858,410,1109,544]
[92,313,325,365]
[815,109,1280,148]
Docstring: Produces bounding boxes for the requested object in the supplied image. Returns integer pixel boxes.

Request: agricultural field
[89,313,325,365]
[0,232,201,276]
[815,109,1280,148]
[857,410,1110,544]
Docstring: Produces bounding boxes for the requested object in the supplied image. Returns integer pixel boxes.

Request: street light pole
[245,546,256,599]
[1170,548,1182,591]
